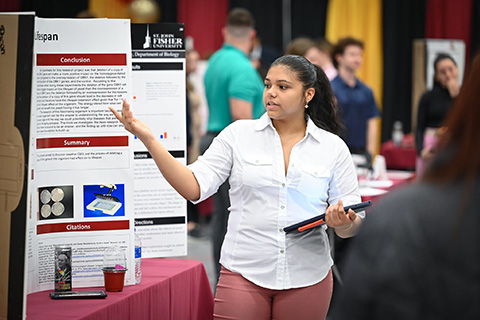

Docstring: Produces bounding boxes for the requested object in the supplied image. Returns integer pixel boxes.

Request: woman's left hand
[325,199,357,230]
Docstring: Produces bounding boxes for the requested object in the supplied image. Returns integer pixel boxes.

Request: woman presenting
[110,55,363,319]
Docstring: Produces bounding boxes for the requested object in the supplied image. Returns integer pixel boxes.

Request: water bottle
[392,121,404,147]
[134,228,142,284]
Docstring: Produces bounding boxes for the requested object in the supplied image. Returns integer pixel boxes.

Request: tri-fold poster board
[0,13,187,319]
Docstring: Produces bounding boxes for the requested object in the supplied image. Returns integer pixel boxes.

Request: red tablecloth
[360,171,415,203]
[380,134,417,171]
[27,259,214,320]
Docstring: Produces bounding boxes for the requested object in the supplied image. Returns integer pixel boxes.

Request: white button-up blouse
[188,113,362,290]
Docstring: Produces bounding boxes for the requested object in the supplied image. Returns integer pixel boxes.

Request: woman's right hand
[445,78,460,98]
[109,100,154,144]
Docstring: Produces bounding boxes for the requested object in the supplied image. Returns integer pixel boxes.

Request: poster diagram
[38,185,73,220]
[84,184,125,217]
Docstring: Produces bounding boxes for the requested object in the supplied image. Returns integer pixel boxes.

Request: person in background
[329,37,381,292]
[185,47,204,237]
[329,53,480,320]
[250,35,282,79]
[285,37,337,81]
[330,36,381,162]
[110,55,365,319]
[75,10,97,18]
[201,8,265,283]
[415,53,460,178]
[186,48,201,164]
[304,38,337,81]
[285,37,315,56]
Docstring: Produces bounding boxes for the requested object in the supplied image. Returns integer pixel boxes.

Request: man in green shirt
[204,11,264,132]
[200,8,264,284]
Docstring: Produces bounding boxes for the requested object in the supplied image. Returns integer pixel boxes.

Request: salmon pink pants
[214,267,333,320]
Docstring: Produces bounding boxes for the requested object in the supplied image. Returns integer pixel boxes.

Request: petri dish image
[52,202,65,216]
[41,204,51,218]
[51,188,65,202]
[40,189,51,204]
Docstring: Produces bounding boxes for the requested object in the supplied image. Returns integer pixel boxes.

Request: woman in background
[415,53,460,177]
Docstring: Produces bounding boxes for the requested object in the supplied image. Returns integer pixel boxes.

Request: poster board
[0,17,188,319]
[130,23,187,258]
[25,17,136,295]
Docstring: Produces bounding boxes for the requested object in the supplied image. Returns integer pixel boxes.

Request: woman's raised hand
[446,77,460,98]
[110,100,200,201]
[109,100,154,144]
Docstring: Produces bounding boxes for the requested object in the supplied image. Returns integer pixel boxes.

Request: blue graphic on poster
[84,184,125,217]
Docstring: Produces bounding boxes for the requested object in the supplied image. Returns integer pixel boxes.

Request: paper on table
[359,179,394,188]
[386,170,415,180]
[358,187,389,197]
